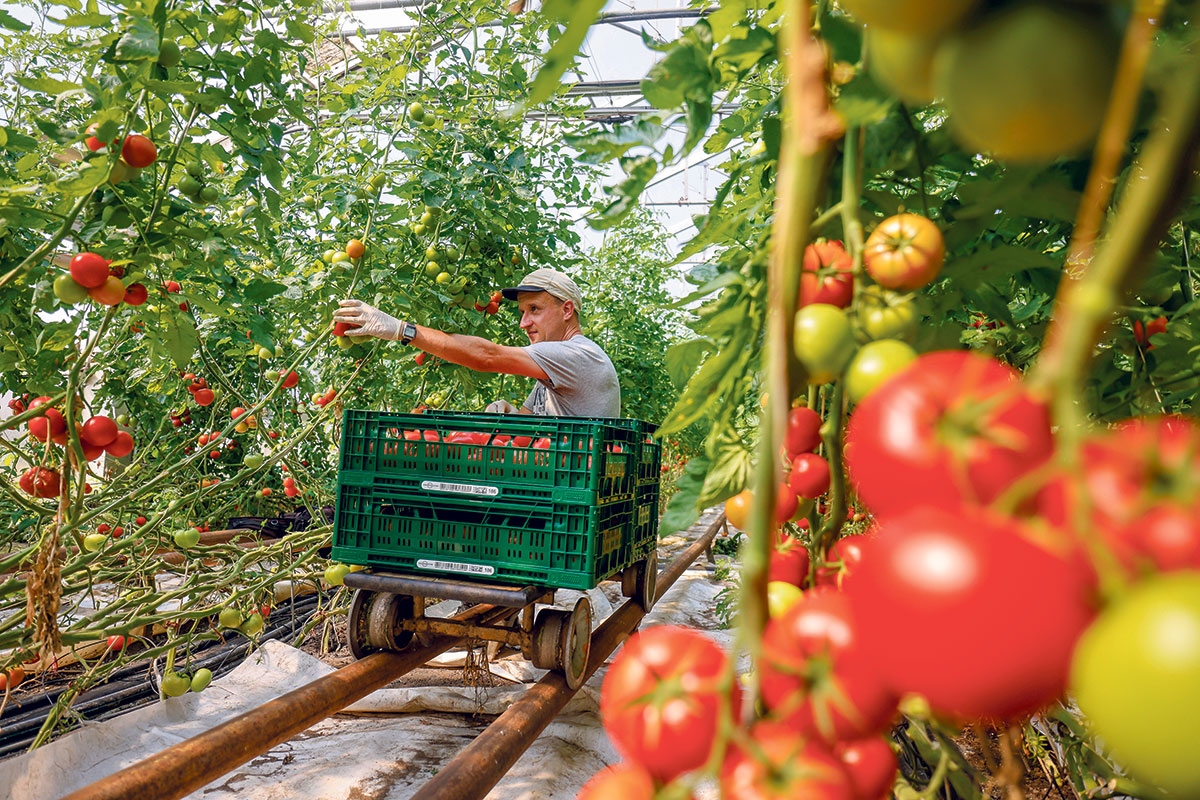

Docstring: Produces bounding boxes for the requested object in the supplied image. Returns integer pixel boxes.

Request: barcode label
[417,559,496,576]
[420,480,499,497]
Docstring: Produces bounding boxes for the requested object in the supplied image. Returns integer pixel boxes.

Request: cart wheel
[531,607,568,671]
[347,589,415,659]
[633,551,658,611]
[559,596,592,690]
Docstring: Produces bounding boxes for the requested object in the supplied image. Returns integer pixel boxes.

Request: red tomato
[511,435,533,448]
[776,483,800,525]
[814,533,872,590]
[415,351,428,366]
[1132,315,1168,348]
[789,453,831,499]
[1037,416,1200,576]
[80,415,118,448]
[800,240,855,308]
[333,321,352,337]
[862,213,945,291]
[121,133,158,168]
[194,388,215,407]
[69,252,110,289]
[105,431,135,458]
[27,397,67,443]
[576,762,657,800]
[785,406,823,457]
[759,588,897,743]
[282,370,300,389]
[123,282,149,305]
[844,350,1053,515]
[20,466,62,498]
[837,737,898,800]
[768,539,811,587]
[84,123,113,152]
[843,505,1096,722]
[533,437,551,449]
[721,723,854,800]
[600,625,736,781]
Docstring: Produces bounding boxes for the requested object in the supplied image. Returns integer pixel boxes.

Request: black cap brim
[500,284,543,301]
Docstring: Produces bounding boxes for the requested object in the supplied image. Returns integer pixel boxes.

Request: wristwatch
[399,321,418,345]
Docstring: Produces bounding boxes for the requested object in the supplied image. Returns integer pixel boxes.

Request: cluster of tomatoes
[52,251,151,308]
[182,372,216,407]
[18,398,135,499]
[588,345,1200,798]
[849,0,1119,164]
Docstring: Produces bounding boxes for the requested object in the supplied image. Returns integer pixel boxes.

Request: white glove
[334,299,402,340]
[485,399,519,414]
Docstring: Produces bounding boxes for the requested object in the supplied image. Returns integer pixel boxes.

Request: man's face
[517,291,570,343]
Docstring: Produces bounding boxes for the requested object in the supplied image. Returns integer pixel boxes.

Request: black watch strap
[399,321,418,345]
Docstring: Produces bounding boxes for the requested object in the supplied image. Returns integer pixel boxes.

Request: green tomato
[1071,573,1200,797]
[793,304,855,385]
[54,274,90,304]
[856,286,918,341]
[189,668,213,693]
[324,563,351,586]
[161,671,192,697]
[218,607,244,629]
[331,251,350,264]
[173,529,201,549]
[844,339,918,404]
[83,533,108,552]
[407,101,426,122]
[157,39,182,68]
[243,453,264,470]
[199,186,219,203]
[766,581,804,619]
[239,611,264,636]
[425,260,441,278]
[176,175,202,197]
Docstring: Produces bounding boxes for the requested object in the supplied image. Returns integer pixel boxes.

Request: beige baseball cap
[501,268,583,310]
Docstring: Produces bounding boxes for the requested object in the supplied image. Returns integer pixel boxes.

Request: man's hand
[485,399,519,414]
[333,299,402,340]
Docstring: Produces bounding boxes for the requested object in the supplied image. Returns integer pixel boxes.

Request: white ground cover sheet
[0,510,733,800]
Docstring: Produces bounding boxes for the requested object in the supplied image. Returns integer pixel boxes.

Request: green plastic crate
[332,409,662,589]
[332,480,641,589]
[337,410,642,505]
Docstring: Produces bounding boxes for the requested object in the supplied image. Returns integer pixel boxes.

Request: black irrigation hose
[0,593,326,760]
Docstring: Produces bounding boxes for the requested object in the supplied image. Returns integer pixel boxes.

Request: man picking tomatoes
[334,268,620,417]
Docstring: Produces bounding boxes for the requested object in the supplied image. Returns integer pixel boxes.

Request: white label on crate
[420,480,500,497]
[417,559,496,576]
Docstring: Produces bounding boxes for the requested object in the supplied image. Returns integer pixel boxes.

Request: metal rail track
[58,513,726,800]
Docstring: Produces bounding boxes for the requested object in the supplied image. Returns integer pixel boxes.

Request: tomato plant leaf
[665,338,716,390]
[0,9,30,30]
[660,453,710,534]
[712,24,775,74]
[114,16,159,62]
[161,315,199,371]
[698,436,752,507]
[588,155,658,230]
[54,162,109,194]
[564,119,665,164]
[12,76,79,96]
[522,0,606,110]
[50,12,111,29]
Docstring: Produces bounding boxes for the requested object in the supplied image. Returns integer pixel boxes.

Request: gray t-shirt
[522,335,621,417]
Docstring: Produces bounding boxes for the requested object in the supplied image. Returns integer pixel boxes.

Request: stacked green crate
[331,410,658,589]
